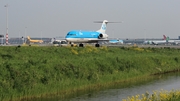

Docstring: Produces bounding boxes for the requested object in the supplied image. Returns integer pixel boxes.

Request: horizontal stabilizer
[94,21,123,23]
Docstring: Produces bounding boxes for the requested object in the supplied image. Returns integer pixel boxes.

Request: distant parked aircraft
[151,35,168,45]
[26,36,43,44]
[163,35,180,45]
[109,39,123,44]
[143,35,167,45]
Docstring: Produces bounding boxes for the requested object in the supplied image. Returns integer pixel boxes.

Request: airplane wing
[87,39,109,43]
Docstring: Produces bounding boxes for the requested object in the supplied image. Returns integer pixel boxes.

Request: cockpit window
[68,33,76,36]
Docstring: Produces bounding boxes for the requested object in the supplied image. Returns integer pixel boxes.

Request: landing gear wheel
[79,44,84,47]
[95,44,100,47]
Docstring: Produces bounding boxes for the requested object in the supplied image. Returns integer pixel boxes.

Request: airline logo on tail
[102,24,106,30]
[163,35,166,40]
[96,20,108,34]
[163,35,170,42]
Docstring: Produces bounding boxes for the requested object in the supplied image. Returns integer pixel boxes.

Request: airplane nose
[65,38,69,41]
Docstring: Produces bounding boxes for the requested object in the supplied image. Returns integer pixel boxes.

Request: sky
[0,0,180,39]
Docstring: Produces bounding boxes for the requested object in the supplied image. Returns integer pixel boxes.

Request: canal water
[31,72,180,101]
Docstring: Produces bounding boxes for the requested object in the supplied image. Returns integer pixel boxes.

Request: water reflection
[70,73,180,101]
[28,73,180,101]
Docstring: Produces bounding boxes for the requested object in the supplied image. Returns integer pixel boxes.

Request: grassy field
[0,46,180,101]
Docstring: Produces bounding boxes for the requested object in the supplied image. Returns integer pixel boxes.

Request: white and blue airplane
[65,20,120,47]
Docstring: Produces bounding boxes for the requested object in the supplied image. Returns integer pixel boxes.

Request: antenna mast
[4,4,9,45]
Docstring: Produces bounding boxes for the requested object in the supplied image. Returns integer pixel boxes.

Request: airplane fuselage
[65,30,108,43]
[152,40,167,45]
[29,40,43,43]
[26,36,43,44]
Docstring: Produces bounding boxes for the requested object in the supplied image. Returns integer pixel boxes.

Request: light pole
[19,30,20,44]
[0,33,4,45]
[41,30,42,41]
[144,29,146,41]
[4,4,8,45]
[25,27,27,43]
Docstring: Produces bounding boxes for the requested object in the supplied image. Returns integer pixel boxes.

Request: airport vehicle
[26,36,43,44]
[65,20,120,47]
[52,40,68,46]
[109,39,123,44]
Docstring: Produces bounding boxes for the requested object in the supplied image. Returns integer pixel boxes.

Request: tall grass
[0,46,180,101]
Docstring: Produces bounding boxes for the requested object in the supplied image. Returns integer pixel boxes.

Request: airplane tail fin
[27,36,31,40]
[94,20,122,34]
[166,36,170,41]
[163,35,170,42]
[163,35,166,40]
[95,20,108,34]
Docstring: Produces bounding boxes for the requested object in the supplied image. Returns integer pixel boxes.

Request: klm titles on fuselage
[66,30,100,38]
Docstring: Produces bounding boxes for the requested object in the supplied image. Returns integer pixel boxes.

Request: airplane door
[91,33,96,38]
[79,32,83,35]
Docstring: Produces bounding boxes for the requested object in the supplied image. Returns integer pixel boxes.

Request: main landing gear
[95,43,100,47]
[71,43,100,47]
[79,43,100,47]
[79,43,84,47]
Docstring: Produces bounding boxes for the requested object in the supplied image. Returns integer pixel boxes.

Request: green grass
[0,46,180,101]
